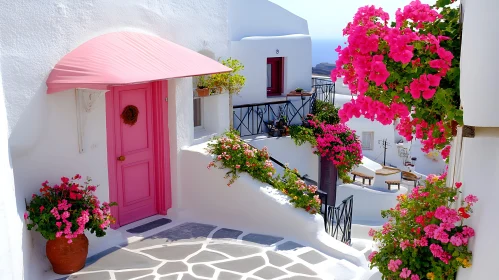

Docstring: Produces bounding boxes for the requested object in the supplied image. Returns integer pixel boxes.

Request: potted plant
[24,175,117,274]
[295,88,303,93]
[196,75,210,97]
[208,58,246,128]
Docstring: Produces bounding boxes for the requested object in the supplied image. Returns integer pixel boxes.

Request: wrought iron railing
[233,99,314,137]
[254,142,352,245]
[312,77,337,106]
[325,195,353,245]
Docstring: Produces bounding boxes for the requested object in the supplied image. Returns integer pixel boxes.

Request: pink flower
[368,251,378,262]
[39,206,45,213]
[368,228,376,237]
[462,226,475,238]
[411,274,420,280]
[400,268,412,279]
[464,194,478,206]
[56,222,62,228]
[455,182,462,189]
[400,240,411,250]
[55,231,63,238]
[388,259,402,272]
[88,186,97,192]
[23,212,29,220]
[61,177,70,184]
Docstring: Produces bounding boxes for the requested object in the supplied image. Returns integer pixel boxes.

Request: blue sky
[269,0,434,39]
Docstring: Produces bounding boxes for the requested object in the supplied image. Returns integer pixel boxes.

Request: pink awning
[46,32,232,94]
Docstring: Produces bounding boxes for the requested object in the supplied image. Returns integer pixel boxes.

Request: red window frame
[267,57,284,96]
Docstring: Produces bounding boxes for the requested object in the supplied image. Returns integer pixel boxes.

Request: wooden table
[372,166,401,189]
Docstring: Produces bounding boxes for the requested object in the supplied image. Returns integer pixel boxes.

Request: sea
[312,39,345,66]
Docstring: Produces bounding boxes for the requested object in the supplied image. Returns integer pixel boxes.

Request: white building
[0,1,373,279]
[229,0,312,105]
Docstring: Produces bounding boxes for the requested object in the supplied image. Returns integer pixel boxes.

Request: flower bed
[368,177,477,279]
[207,130,321,214]
[24,175,116,243]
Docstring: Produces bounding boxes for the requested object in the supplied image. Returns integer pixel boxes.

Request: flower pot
[196,88,210,97]
[46,234,89,274]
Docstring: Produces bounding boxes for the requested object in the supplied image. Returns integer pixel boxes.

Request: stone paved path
[63,222,332,280]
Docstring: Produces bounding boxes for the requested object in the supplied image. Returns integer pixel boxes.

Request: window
[193,95,202,128]
[361,131,374,150]
[267,57,284,96]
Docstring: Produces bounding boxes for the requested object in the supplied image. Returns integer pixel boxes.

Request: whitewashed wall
[457,0,499,279]
[229,0,309,41]
[0,56,23,280]
[244,136,319,182]
[0,0,229,278]
[337,184,407,225]
[231,35,312,105]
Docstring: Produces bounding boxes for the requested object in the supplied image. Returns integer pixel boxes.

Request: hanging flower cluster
[25,175,117,243]
[307,115,363,182]
[369,177,476,279]
[332,0,462,153]
[207,130,321,214]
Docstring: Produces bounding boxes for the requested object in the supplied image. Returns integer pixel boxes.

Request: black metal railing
[254,143,352,245]
[325,195,353,245]
[312,77,337,106]
[233,99,314,137]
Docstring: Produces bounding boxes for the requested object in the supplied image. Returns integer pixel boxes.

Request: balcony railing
[233,99,314,137]
[233,78,337,137]
[256,143,353,245]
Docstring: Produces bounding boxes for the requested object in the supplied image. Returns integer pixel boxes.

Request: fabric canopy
[46,32,232,94]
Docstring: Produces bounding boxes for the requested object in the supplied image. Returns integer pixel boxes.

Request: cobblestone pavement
[62,222,333,280]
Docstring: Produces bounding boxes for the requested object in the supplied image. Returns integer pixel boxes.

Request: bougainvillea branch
[331,0,462,154]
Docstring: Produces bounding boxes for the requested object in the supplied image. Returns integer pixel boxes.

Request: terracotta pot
[196,88,210,97]
[46,234,89,274]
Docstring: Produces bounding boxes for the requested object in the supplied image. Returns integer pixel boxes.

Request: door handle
[117,155,126,161]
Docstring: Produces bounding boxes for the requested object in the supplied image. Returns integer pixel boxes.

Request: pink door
[111,83,157,226]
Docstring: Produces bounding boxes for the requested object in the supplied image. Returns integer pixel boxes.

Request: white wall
[0,0,229,278]
[457,1,499,279]
[231,35,312,105]
[229,0,309,41]
[0,54,23,280]
[460,0,499,127]
[179,143,371,276]
[337,184,408,225]
[244,136,319,182]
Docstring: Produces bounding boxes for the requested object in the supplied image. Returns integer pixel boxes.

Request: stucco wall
[244,136,319,182]
[0,55,23,280]
[231,35,312,105]
[337,184,408,225]
[229,0,309,41]
[0,0,229,278]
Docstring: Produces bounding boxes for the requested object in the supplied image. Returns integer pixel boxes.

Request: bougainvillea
[25,175,117,243]
[309,117,363,182]
[331,0,462,154]
[369,177,476,279]
[207,130,321,214]
[291,113,363,183]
